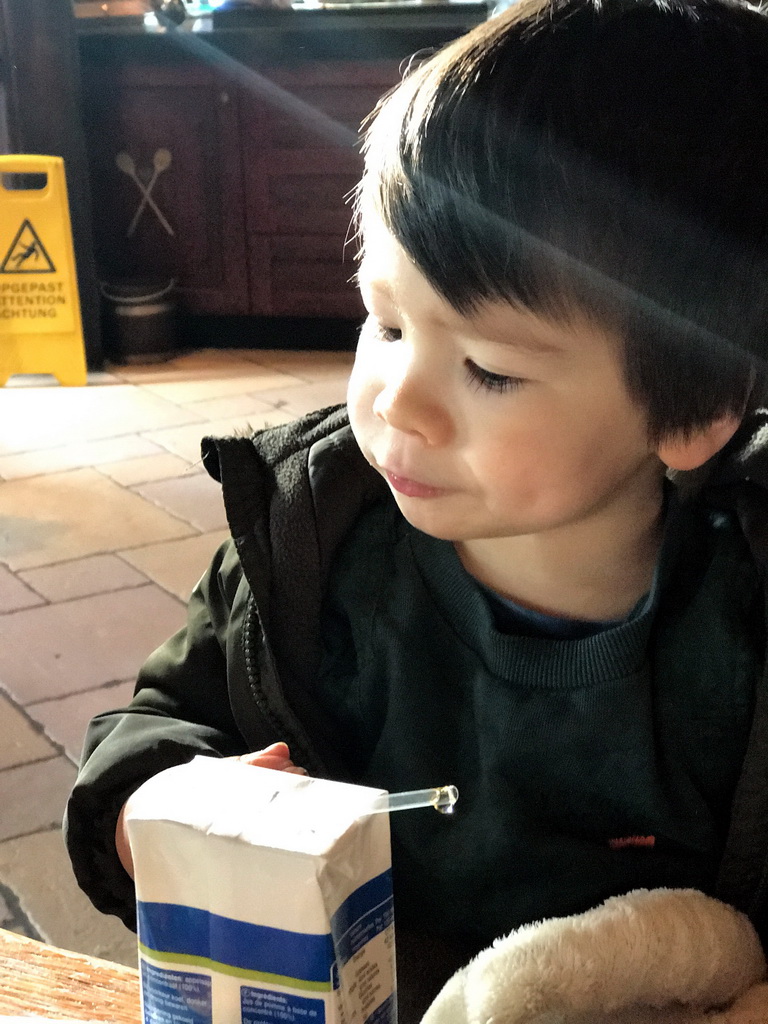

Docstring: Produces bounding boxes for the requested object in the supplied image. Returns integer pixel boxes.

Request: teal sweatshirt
[317,494,762,949]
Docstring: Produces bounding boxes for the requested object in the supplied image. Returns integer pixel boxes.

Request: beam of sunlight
[152,10,359,149]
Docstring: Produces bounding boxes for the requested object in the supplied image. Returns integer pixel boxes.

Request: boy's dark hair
[358,0,768,443]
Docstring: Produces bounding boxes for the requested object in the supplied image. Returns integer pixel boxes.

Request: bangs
[356,0,768,366]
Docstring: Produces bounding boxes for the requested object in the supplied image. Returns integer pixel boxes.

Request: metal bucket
[101,279,178,364]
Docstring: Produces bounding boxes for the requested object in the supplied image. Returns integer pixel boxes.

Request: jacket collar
[669,408,768,576]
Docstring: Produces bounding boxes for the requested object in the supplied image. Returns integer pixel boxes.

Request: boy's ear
[656,413,742,471]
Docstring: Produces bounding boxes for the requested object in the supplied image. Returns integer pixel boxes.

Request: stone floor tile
[184,392,276,422]
[0,384,204,456]
[17,554,149,603]
[0,433,162,481]
[0,584,186,705]
[0,468,195,571]
[169,348,252,365]
[0,693,57,770]
[132,472,227,532]
[110,348,253,383]
[27,680,137,764]
[97,452,193,487]
[253,377,350,417]
[248,349,355,382]
[0,564,45,614]
[0,757,76,840]
[0,830,138,965]
[142,409,295,463]
[131,362,304,404]
[119,530,230,602]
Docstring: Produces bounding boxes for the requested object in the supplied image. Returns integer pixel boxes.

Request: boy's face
[347,215,665,545]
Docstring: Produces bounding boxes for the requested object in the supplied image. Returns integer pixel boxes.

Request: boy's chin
[389,497,477,543]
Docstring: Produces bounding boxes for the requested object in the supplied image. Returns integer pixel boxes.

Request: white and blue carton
[125,756,396,1024]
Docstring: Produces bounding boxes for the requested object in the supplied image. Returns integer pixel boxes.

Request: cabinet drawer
[252,234,365,319]
[247,146,362,237]
[267,167,361,235]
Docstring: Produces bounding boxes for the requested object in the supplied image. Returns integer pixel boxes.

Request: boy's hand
[232,741,308,775]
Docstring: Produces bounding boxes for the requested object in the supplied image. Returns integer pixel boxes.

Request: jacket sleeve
[64,539,250,930]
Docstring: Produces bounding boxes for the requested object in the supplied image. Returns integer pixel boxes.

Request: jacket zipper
[243,590,323,777]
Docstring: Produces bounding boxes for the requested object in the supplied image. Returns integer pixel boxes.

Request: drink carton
[125,756,396,1024]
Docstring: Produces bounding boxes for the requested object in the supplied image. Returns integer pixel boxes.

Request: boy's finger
[257,741,290,757]
[233,742,290,764]
[239,753,292,769]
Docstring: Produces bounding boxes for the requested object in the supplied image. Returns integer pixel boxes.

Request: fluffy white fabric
[421,889,768,1024]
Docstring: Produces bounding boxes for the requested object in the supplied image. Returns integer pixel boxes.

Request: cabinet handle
[220,91,230,105]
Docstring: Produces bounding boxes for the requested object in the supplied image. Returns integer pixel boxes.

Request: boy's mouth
[384,470,444,499]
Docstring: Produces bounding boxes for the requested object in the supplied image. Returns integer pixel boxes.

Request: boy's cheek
[346,385,371,444]
[347,355,379,422]
[347,378,380,463]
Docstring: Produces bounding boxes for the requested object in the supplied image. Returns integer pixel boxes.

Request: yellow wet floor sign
[0,155,87,386]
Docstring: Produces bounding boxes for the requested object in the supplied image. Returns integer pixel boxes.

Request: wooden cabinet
[83,66,249,314]
[82,58,401,318]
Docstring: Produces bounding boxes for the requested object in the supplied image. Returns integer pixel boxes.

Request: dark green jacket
[65,404,768,1019]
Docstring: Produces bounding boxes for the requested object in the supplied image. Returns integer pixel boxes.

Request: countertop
[76,1,487,63]
[76,1,487,33]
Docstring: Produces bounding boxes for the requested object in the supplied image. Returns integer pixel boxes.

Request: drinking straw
[365,785,459,816]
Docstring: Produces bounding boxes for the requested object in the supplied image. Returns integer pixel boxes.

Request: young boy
[66,0,768,1018]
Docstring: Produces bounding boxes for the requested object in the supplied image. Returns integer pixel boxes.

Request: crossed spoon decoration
[115,149,175,238]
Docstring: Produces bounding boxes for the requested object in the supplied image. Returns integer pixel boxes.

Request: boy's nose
[372,366,452,447]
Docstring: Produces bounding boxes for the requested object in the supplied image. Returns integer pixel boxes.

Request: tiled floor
[0,345,354,967]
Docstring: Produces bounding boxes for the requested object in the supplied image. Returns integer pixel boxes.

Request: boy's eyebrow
[357,275,394,301]
[455,300,571,359]
[357,275,406,318]
[484,327,566,357]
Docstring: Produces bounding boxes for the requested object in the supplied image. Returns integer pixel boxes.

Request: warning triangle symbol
[0,219,56,274]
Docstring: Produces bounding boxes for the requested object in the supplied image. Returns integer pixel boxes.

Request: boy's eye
[465,360,524,394]
[375,325,402,343]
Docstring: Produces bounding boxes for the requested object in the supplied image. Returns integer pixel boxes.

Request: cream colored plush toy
[421,889,768,1024]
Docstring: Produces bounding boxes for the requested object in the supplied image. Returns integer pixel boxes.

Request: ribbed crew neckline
[405,496,683,690]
